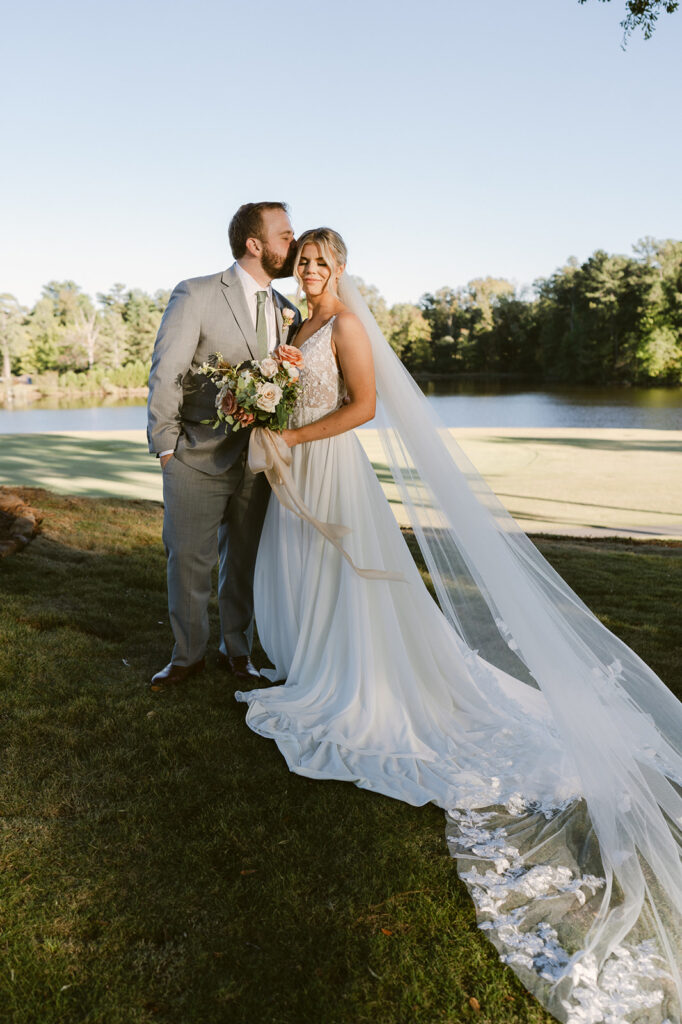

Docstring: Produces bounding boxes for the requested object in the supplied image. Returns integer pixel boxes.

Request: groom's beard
[261,240,297,280]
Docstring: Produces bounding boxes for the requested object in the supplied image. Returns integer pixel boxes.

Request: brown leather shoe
[217,651,260,682]
[150,658,205,691]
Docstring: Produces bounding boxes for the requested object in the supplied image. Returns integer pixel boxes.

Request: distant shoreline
[4,376,682,412]
[412,372,682,389]
[1,382,149,408]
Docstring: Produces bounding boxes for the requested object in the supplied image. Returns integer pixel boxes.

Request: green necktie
[256,290,269,358]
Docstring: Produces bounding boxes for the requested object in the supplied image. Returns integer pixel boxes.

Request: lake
[0,383,681,433]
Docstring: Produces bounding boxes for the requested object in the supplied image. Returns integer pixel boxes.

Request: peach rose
[220,389,237,415]
[259,357,279,379]
[256,381,283,413]
[275,344,304,369]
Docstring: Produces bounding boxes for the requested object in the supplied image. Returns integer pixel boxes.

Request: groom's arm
[147,279,201,456]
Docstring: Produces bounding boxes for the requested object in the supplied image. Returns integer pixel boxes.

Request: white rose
[283,361,300,380]
[259,357,279,379]
[255,381,282,413]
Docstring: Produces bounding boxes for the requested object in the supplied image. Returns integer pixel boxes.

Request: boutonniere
[281,307,296,329]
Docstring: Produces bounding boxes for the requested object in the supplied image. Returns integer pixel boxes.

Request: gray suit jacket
[147,265,302,475]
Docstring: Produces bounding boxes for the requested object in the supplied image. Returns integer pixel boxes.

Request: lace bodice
[291,316,346,428]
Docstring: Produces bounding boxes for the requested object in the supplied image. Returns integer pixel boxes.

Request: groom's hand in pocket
[160,453,174,468]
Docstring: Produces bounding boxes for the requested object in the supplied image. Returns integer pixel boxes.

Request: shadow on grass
[485,435,682,455]
[495,491,681,518]
[371,461,682,533]
[510,508,682,539]
[1,492,680,1022]
[1,498,538,1024]
[0,433,159,498]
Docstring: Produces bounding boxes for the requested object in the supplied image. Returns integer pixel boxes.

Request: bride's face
[298,243,335,297]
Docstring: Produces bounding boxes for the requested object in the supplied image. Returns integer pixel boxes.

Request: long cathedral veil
[337,272,682,1023]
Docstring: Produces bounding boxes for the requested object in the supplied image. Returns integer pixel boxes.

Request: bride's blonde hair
[294,228,348,294]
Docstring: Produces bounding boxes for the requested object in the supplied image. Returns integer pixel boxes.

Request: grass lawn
[0,489,680,1024]
[2,427,681,538]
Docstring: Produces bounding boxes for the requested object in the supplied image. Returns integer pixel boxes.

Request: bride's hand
[281,428,297,448]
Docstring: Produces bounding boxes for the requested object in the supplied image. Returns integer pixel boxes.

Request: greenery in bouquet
[199,344,304,433]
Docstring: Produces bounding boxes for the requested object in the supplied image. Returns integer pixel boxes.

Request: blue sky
[2,0,681,307]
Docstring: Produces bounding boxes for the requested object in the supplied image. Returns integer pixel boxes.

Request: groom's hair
[229,202,290,258]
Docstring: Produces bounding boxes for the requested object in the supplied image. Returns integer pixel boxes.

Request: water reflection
[422,379,682,406]
[4,393,147,411]
[0,384,680,433]
[420,381,682,430]
[0,400,149,434]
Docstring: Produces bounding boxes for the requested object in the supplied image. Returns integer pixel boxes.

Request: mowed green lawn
[0,490,680,1024]
[2,427,681,538]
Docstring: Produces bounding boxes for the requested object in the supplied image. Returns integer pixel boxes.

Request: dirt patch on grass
[0,488,43,557]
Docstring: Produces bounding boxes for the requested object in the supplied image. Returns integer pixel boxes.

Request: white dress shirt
[158,263,278,458]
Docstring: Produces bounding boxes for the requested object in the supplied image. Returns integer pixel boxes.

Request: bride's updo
[294,228,347,293]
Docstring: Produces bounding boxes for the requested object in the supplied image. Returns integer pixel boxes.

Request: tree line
[361,237,682,384]
[1,237,681,391]
[0,283,171,390]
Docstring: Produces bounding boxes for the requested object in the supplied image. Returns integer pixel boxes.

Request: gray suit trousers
[161,451,271,664]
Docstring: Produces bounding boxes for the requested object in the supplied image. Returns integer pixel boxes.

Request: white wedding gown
[238,318,579,810]
[236,317,682,1024]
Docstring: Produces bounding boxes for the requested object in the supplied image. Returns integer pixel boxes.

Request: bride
[236,228,682,1024]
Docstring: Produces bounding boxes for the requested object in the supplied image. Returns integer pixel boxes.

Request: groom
[147,201,301,688]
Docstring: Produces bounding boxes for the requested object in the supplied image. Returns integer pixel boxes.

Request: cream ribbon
[248,427,406,582]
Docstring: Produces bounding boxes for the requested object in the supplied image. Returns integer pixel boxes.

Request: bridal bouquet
[198,345,304,433]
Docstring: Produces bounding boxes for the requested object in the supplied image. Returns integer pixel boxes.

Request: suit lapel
[273,290,298,345]
[220,266,258,359]
[273,292,284,345]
